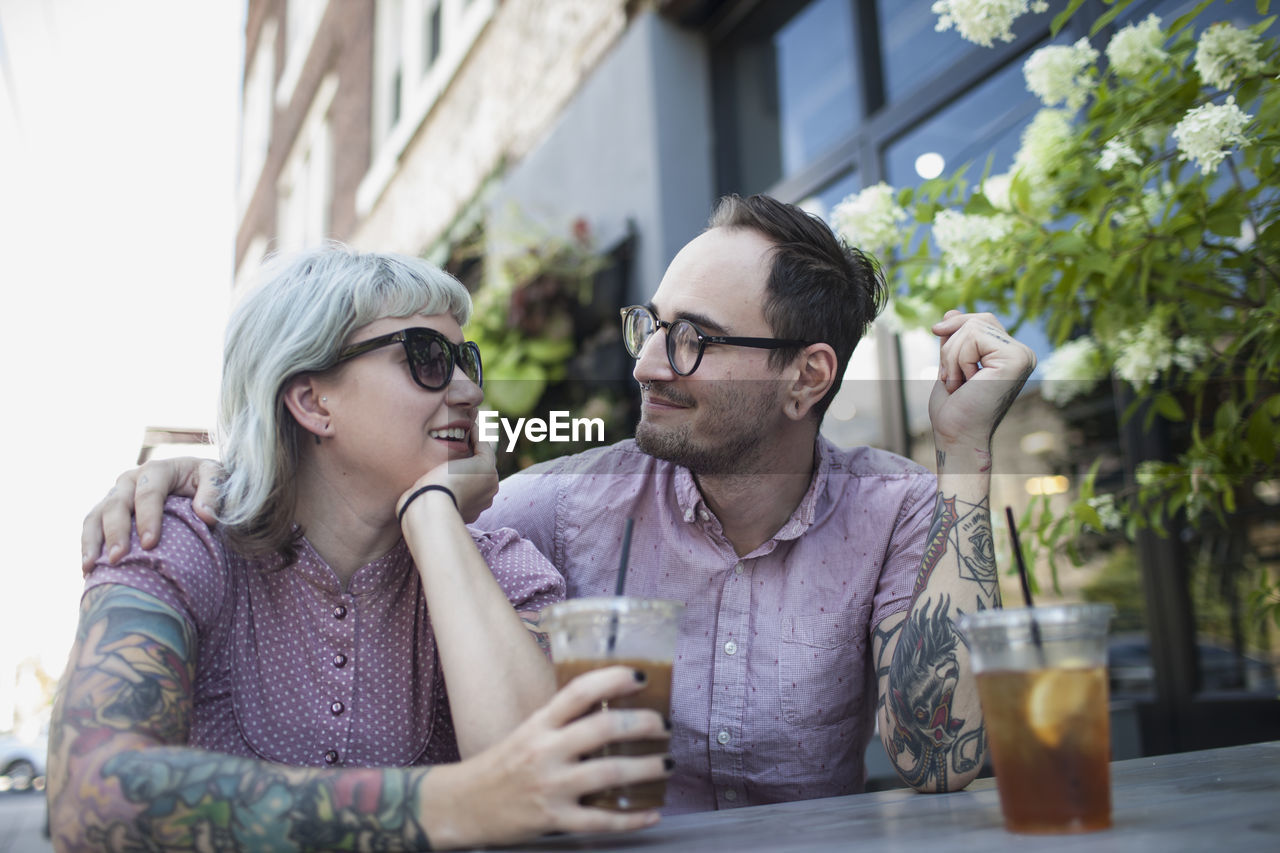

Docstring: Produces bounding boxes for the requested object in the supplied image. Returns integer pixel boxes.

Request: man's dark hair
[707,193,887,419]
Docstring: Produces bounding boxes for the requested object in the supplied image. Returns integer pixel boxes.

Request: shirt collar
[291,534,416,596]
[673,436,832,544]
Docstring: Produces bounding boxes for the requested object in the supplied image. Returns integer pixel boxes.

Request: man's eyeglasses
[620,305,810,377]
[336,327,483,391]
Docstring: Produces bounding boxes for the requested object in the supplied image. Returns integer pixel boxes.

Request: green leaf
[1259,2,1272,17]
[1052,0,1091,36]
[1246,406,1279,464]
[1206,209,1245,238]
[1089,1,1133,36]
[1170,0,1216,36]
[1155,392,1186,422]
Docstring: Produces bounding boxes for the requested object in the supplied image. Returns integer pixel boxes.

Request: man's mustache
[643,381,695,407]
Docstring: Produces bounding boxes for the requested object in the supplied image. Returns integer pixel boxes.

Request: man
[83,194,1035,814]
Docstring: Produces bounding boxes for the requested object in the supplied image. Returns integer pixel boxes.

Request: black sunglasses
[336,327,483,391]
[620,305,810,377]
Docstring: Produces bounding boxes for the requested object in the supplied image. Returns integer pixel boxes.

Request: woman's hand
[420,665,672,849]
[399,431,499,525]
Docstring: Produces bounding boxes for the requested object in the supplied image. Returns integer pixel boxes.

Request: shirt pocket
[778,606,870,727]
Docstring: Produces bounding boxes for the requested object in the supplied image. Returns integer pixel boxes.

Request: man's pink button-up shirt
[479,437,936,813]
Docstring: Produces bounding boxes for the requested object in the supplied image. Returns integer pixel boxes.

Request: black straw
[1005,506,1044,656]
[615,518,634,597]
[1005,506,1035,609]
[606,518,635,655]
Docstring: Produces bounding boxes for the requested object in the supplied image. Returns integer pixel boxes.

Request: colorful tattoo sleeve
[48,585,433,852]
[877,493,999,792]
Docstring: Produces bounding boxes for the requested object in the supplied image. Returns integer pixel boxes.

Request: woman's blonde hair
[215,244,472,555]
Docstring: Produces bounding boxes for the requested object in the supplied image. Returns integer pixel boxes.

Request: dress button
[724,790,738,802]
[734,562,744,575]
[323,750,339,765]
[331,701,345,715]
[724,640,738,656]
[333,605,347,619]
[333,653,347,668]
[717,730,731,745]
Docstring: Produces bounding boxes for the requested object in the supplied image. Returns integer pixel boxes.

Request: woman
[48,246,669,850]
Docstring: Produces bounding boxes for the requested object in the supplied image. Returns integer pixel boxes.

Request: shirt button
[734,562,744,575]
[333,653,347,668]
[683,509,694,522]
[699,508,710,522]
[724,640,738,656]
[333,605,347,619]
[717,730,731,745]
[724,790,738,802]
[331,701,345,715]
[323,750,339,765]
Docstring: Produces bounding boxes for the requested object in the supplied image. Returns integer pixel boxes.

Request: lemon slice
[1026,669,1090,747]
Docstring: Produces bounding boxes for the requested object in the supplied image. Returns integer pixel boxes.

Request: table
[505,741,1280,852]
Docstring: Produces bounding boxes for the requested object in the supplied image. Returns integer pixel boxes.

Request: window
[278,0,329,107]
[713,0,862,196]
[875,0,970,102]
[238,19,276,212]
[362,0,497,215]
[277,75,337,252]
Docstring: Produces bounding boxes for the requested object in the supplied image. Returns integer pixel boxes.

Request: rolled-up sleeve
[468,525,566,612]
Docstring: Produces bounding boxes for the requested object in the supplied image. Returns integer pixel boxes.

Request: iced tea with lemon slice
[959,605,1115,834]
[976,665,1111,832]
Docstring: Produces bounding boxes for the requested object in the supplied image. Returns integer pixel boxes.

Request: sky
[0,0,242,723]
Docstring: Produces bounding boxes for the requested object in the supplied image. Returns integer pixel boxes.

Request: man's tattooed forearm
[884,596,976,791]
[881,491,1000,790]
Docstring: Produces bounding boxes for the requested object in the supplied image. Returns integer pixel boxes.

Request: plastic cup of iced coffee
[540,597,684,811]
[958,603,1115,834]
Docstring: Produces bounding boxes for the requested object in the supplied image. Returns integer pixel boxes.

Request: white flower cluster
[933,0,1049,48]
[830,183,907,259]
[1113,313,1175,387]
[1086,494,1124,531]
[1098,136,1143,171]
[1113,181,1172,227]
[1106,15,1169,78]
[982,173,1014,211]
[1042,337,1108,404]
[1172,97,1252,175]
[1024,38,1099,110]
[1172,337,1210,372]
[932,209,1017,275]
[1194,22,1265,90]
[1008,108,1077,212]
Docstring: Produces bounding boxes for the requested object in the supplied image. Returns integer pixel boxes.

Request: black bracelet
[398,484,458,524]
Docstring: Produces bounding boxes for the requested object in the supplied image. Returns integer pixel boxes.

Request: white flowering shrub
[933,0,1051,47]
[835,1,1279,618]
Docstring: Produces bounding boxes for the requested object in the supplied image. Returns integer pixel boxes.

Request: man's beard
[634,380,779,475]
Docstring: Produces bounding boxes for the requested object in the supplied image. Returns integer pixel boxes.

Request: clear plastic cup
[958,604,1115,833]
[540,597,684,811]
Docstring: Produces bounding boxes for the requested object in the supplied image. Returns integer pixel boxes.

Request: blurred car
[1108,632,1279,697]
[0,727,47,793]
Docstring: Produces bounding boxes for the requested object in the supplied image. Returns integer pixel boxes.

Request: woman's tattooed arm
[47,586,432,852]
